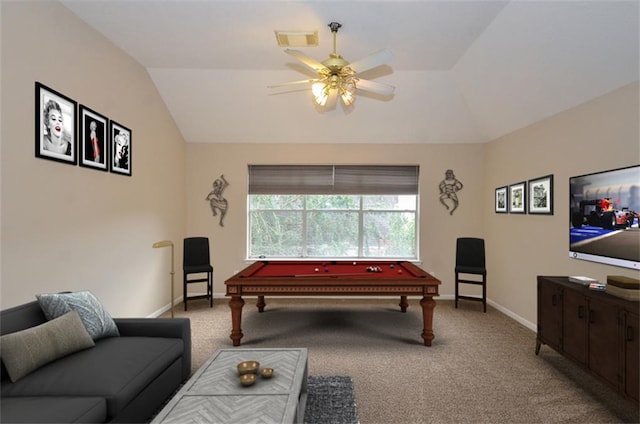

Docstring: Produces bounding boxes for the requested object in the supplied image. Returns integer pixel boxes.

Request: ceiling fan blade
[285,49,329,73]
[356,78,395,96]
[347,49,393,74]
[268,79,317,89]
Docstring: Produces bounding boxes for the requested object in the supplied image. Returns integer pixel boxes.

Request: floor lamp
[152,240,174,318]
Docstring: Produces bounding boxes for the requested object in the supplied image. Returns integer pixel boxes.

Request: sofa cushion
[0,310,95,382]
[0,396,106,423]
[1,336,183,419]
[36,291,119,340]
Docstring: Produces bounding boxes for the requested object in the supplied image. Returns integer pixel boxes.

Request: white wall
[0,1,186,316]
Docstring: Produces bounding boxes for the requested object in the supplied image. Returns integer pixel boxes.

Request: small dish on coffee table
[237,360,260,375]
[260,368,274,378]
[239,374,257,386]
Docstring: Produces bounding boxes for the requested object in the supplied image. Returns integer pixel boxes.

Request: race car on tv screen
[571,198,639,229]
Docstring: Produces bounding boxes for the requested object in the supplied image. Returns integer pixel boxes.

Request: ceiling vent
[275,31,319,47]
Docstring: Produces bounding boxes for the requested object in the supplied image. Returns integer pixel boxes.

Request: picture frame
[35,82,77,165]
[495,186,508,213]
[109,120,132,176]
[79,105,109,172]
[528,174,554,215]
[509,181,527,214]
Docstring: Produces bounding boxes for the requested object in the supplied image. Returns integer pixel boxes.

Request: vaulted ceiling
[60,0,639,144]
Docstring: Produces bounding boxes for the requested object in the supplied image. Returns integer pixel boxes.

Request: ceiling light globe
[341,91,355,106]
[312,82,329,106]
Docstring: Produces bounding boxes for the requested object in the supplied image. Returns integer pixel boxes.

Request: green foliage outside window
[249,195,417,259]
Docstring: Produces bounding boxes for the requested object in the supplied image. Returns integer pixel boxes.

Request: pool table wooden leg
[420,296,436,346]
[229,296,245,346]
[256,296,266,312]
[399,295,408,312]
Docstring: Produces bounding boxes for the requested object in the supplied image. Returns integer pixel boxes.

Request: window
[248,165,418,259]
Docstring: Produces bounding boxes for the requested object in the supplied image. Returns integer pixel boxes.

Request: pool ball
[314,268,319,272]
[389,263,395,269]
[398,269,403,274]
[353,262,357,265]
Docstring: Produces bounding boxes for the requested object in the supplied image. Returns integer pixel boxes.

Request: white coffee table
[151,348,308,424]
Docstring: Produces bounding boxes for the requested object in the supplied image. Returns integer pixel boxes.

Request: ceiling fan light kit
[270,21,395,108]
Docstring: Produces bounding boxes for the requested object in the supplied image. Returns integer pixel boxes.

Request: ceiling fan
[269,22,395,108]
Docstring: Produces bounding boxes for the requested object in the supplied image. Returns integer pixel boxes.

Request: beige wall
[0,1,186,316]
[1,1,638,329]
[186,83,639,329]
[186,143,485,298]
[484,82,640,327]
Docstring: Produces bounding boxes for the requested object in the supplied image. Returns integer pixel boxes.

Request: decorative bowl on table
[237,360,260,375]
[239,373,257,386]
[260,368,274,378]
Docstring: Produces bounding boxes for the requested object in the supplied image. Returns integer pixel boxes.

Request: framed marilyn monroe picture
[109,120,132,176]
[35,82,77,165]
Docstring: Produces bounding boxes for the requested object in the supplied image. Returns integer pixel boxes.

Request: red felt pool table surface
[238,260,428,279]
[225,260,441,347]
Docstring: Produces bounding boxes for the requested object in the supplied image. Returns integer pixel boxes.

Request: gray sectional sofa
[0,299,191,423]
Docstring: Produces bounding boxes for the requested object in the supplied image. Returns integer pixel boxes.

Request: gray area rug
[149,375,359,423]
[304,376,359,424]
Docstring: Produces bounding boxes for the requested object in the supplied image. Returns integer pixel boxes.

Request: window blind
[248,165,419,195]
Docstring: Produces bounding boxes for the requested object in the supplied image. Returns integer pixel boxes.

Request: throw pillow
[36,291,119,340]
[0,310,95,382]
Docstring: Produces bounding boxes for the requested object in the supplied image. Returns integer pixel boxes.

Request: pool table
[225,260,441,347]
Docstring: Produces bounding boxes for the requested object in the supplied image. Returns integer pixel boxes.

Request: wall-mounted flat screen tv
[569,165,640,270]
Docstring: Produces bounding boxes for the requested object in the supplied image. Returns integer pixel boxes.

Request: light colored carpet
[165,298,639,423]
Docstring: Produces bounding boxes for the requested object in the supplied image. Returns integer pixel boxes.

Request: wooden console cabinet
[536,276,639,403]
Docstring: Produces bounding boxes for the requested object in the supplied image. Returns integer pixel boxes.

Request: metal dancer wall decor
[439,169,463,215]
[206,174,229,227]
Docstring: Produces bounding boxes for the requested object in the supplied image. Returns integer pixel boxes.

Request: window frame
[247,165,419,260]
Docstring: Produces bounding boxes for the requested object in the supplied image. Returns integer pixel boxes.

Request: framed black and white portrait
[528,174,554,215]
[109,121,132,176]
[79,105,108,172]
[509,181,527,214]
[495,186,508,213]
[35,82,77,165]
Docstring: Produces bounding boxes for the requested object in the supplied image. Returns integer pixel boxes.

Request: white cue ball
[353,262,357,265]
[314,268,319,272]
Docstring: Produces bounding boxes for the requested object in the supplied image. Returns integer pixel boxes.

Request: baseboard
[148,295,185,318]
[149,292,537,332]
[487,299,536,331]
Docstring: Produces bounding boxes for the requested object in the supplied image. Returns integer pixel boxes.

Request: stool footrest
[457,295,484,302]
[457,279,484,285]
[186,277,209,284]
[185,294,211,300]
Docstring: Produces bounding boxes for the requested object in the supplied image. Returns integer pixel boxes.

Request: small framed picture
[110,120,132,176]
[509,181,527,214]
[35,82,77,165]
[79,105,108,171]
[528,174,554,215]
[495,186,508,213]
